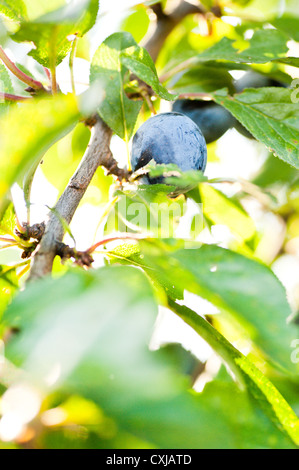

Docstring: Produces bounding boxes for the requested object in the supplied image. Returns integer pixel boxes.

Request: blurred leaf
[0,203,16,236]
[105,184,184,238]
[107,241,185,301]
[0,0,27,22]
[213,88,299,169]
[171,65,234,94]
[121,6,150,43]
[139,241,297,372]
[200,183,256,241]
[3,265,296,448]
[0,93,79,216]
[121,45,176,101]
[230,0,253,4]
[0,264,18,317]
[0,264,18,288]
[22,0,65,21]
[1,266,225,448]
[90,32,142,140]
[253,152,299,187]
[41,123,90,194]
[12,0,99,67]
[197,30,299,67]
[272,15,299,42]
[200,378,296,449]
[169,300,299,446]
[0,63,14,115]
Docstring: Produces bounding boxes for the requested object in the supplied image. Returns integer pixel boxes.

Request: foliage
[0,0,298,450]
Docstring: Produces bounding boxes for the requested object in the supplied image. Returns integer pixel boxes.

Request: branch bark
[144,1,205,62]
[28,117,113,281]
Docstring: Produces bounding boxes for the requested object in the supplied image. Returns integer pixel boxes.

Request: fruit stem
[44,67,52,84]
[0,236,17,243]
[87,233,147,254]
[0,46,44,90]
[69,37,78,95]
[0,92,32,102]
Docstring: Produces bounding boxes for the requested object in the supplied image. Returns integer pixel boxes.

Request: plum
[131,112,207,185]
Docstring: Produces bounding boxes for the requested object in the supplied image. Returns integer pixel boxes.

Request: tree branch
[144,1,205,62]
[28,117,114,280]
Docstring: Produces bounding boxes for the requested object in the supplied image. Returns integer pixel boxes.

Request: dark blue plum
[172,100,235,144]
[131,112,207,184]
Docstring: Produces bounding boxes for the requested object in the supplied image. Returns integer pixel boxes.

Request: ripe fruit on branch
[130,112,207,185]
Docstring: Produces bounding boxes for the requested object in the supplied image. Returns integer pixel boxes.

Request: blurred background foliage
[0,0,299,449]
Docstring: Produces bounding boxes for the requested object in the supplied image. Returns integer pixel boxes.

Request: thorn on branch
[99,149,132,181]
[56,241,94,268]
[21,241,39,259]
[16,222,46,241]
[84,114,99,128]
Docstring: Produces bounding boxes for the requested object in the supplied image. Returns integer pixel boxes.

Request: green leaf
[90,32,142,140]
[146,162,207,191]
[0,267,223,448]
[169,299,299,446]
[121,6,150,43]
[139,241,298,373]
[170,64,234,94]
[120,46,176,101]
[272,15,299,42]
[213,88,299,169]
[2,266,296,448]
[0,63,13,93]
[197,30,298,67]
[22,0,65,21]
[0,93,80,216]
[40,123,90,194]
[105,183,184,238]
[0,63,14,115]
[253,152,299,187]
[0,0,27,22]
[107,241,185,301]
[0,264,18,317]
[12,0,99,67]
[0,203,16,236]
[199,378,296,449]
[200,183,256,241]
